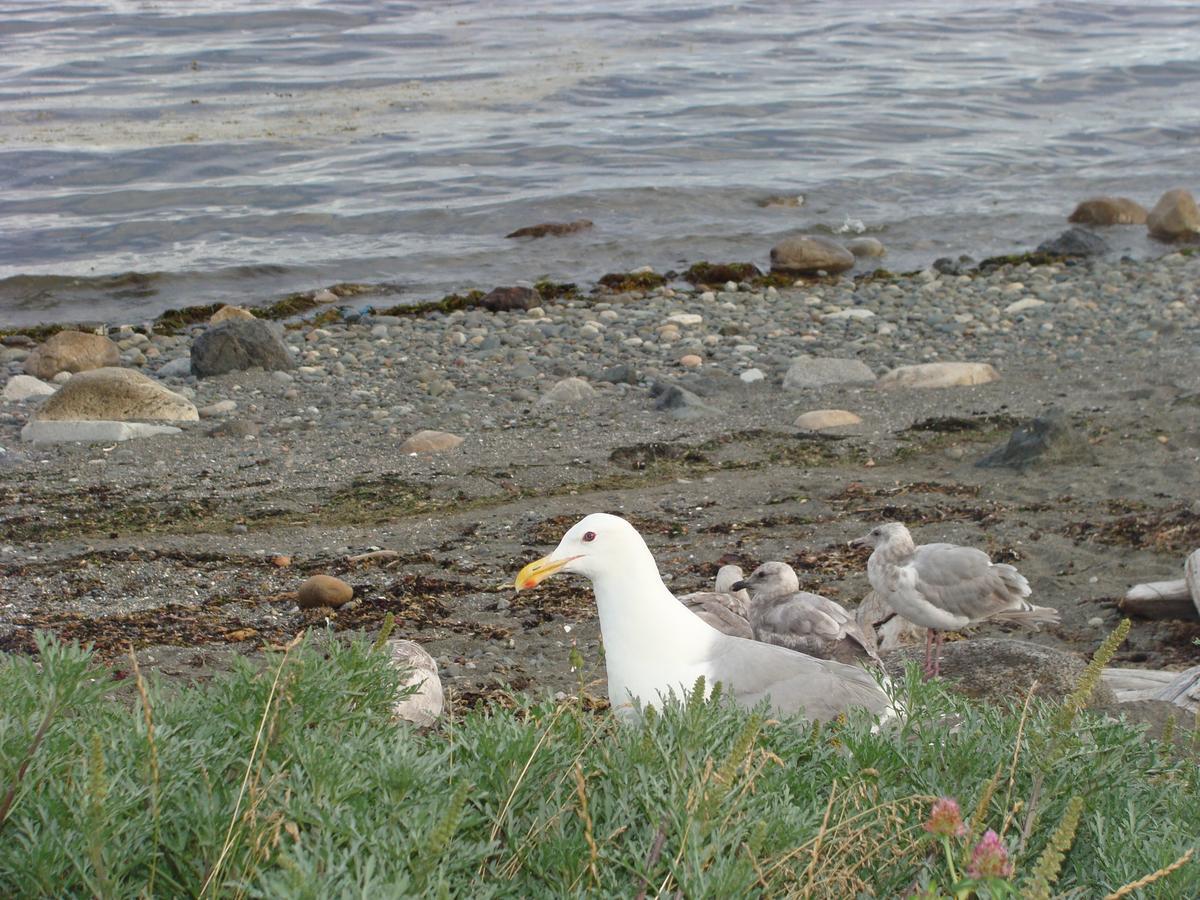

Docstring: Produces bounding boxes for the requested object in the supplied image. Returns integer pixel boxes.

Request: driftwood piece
[1120,582,1198,619]
[1187,548,1200,618]
[1121,548,1200,620]
[1103,667,1177,695]
[1106,665,1200,714]
[346,549,401,566]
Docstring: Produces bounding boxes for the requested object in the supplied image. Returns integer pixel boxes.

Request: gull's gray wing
[909,543,1032,623]
[752,592,880,663]
[708,634,893,722]
[679,591,754,639]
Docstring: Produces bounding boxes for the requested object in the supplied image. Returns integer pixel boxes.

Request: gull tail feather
[994,563,1032,598]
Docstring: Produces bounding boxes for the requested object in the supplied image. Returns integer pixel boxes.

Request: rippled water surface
[1,1,1198,325]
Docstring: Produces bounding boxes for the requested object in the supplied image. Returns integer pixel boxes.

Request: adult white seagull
[515,513,894,723]
[851,522,1059,677]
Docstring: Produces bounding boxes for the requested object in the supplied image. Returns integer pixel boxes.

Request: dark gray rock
[933,255,975,275]
[191,320,294,377]
[480,286,541,312]
[650,381,717,419]
[885,638,1115,708]
[976,410,1096,469]
[1036,227,1110,258]
[782,356,875,390]
[597,363,638,385]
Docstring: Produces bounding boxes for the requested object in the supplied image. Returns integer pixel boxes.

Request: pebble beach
[1,247,1198,708]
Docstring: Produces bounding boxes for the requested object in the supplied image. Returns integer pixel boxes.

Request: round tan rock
[794,409,862,431]
[770,235,855,275]
[680,354,703,368]
[297,574,354,609]
[1067,196,1148,226]
[876,362,1000,390]
[23,331,120,380]
[210,304,256,324]
[844,237,886,258]
[35,367,198,422]
[1146,188,1200,241]
[399,429,464,454]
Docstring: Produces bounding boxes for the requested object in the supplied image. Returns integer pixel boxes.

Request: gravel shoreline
[1,253,1198,706]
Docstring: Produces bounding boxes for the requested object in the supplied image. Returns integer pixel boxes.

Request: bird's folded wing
[910,544,1017,620]
[681,590,749,618]
[710,636,890,720]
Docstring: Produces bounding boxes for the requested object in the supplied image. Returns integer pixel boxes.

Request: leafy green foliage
[1,633,1197,897]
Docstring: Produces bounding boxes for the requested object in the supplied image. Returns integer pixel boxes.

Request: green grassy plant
[0,630,1197,897]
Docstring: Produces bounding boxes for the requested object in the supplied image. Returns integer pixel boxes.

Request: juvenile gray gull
[677,564,753,639]
[515,513,894,723]
[855,589,926,654]
[851,522,1059,677]
[731,561,881,666]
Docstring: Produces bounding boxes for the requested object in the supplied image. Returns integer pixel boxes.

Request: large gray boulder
[1146,188,1200,241]
[1068,196,1147,226]
[782,356,875,390]
[35,367,197,422]
[23,330,120,380]
[976,410,1096,470]
[770,235,855,275]
[885,638,1116,707]
[191,319,294,377]
[1036,227,1110,258]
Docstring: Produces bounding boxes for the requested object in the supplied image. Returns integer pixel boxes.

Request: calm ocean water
[1,0,1197,326]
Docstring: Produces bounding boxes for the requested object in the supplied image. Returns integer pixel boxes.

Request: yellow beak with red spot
[514,554,581,591]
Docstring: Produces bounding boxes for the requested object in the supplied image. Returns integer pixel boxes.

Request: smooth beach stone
[793,409,862,431]
[297,574,354,609]
[821,308,875,321]
[651,381,716,419]
[481,286,541,311]
[739,368,765,384]
[21,420,182,444]
[538,376,596,406]
[191,319,295,377]
[35,367,198,421]
[1068,196,1148,226]
[209,304,256,324]
[885,638,1114,706]
[1146,188,1200,241]
[157,357,192,378]
[679,354,703,368]
[23,331,120,380]
[1004,297,1047,315]
[769,235,855,274]
[976,410,1096,469]
[399,429,465,453]
[3,374,56,402]
[1036,227,1110,258]
[199,400,239,419]
[781,356,875,389]
[875,361,999,390]
[844,237,886,258]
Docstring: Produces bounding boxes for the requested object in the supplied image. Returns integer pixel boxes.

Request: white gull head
[515,513,719,716]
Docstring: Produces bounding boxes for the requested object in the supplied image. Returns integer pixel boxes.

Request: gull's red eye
[582,531,596,542]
